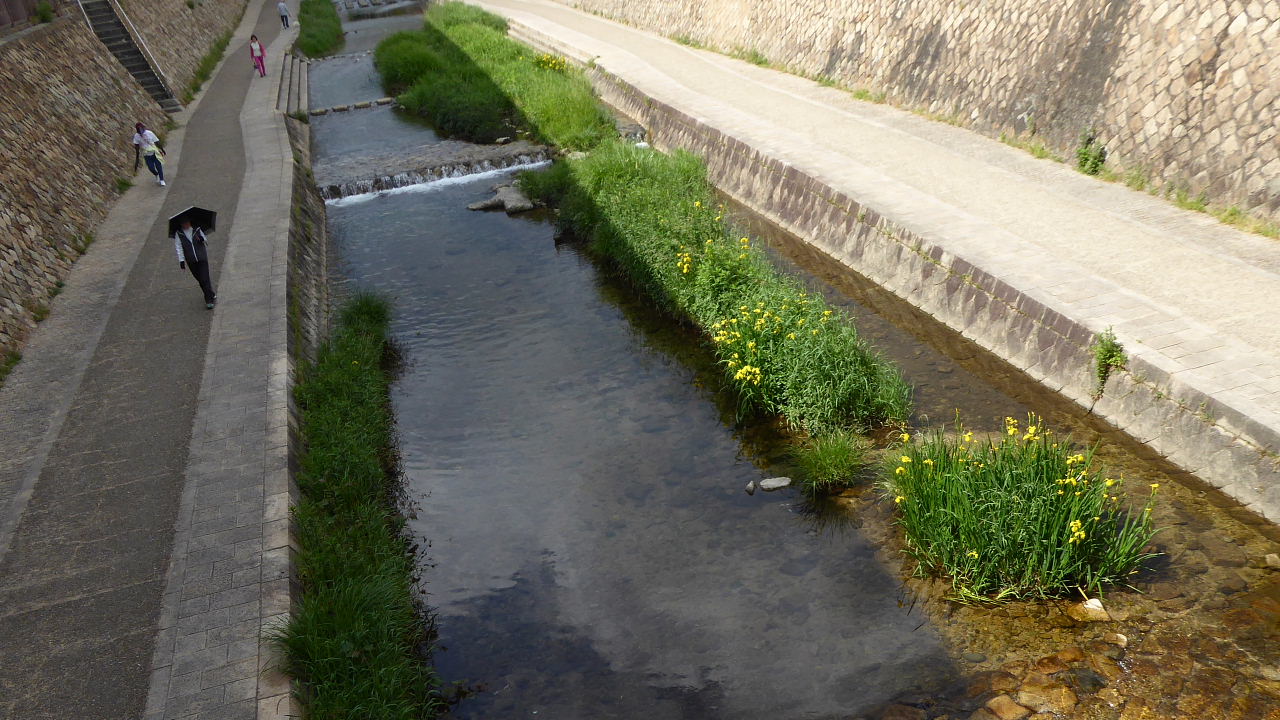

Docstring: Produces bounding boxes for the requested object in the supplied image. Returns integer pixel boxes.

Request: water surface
[328,179,955,718]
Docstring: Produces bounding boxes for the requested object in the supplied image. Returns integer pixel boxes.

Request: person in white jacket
[174,218,217,308]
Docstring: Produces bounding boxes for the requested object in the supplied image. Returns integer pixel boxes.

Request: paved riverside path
[0,0,295,717]
[480,0,1280,519]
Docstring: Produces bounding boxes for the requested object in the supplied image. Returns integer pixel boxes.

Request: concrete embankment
[477,0,1280,523]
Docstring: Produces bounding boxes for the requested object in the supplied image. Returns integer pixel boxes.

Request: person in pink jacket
[249,34,266,78]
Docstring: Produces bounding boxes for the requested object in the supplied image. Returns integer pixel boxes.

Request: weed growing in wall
[882,416,1158,602]
[1076,128,1107,176]
[1091,327,1126,400]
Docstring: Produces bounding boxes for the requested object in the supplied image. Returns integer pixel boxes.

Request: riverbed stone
[1066,598,1111,622]
[965,670,1020,697]
[758,476,792,491]
[1218,572,1249,594]
[1199,534,1248,566]
[1033,653,1069,674]
[1103,632,1128,648]
[1063,666,1109,694]
[1264,552,1280,569]
[744,480,756,495]
[1015,672,1078,714]
[983,694,1030,720]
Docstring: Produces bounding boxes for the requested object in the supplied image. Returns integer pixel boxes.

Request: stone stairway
[80,0,182,113]
[277,52,310,115]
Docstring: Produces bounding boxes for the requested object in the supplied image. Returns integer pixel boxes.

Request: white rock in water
[758,477,792,491]
[744,481,756,496]
[1066,597,1111,622]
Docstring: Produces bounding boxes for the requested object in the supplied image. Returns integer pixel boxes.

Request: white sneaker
[159,179,166,186]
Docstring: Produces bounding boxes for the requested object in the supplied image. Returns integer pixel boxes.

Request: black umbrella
[167,206,217,236]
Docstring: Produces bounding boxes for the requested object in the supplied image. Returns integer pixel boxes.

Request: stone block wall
[561,0,1280,220]
[117,0,248,94]
[0,18,162,354]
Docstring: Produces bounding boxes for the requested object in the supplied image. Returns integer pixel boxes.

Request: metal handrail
[77,0,179,104]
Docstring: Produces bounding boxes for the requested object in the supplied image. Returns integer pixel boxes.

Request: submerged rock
[468,184,535,214]
[1065,598,1111,622]
[758,476,792,491]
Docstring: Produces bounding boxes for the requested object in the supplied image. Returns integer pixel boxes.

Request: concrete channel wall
[504,22,1280,524]
[555,0,1280,224]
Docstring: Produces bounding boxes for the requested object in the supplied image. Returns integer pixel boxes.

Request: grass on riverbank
[297,0,345,57]
[276,294,442,719]
[523,141,912,434]
[375,2,613,148]
[882,415,1158,602]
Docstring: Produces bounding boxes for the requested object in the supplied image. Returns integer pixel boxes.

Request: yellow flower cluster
[676,249,693,274]
[733,364,763,385]
[1067,519,1087,544]
[534,53,568,72]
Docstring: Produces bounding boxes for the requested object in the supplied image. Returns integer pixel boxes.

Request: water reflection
[328,176,955,718]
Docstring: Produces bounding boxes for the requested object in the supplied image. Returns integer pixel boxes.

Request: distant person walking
[277,0,289,27]
[174,218,217,309]
[249,34,267,77]
[132,122,166,187]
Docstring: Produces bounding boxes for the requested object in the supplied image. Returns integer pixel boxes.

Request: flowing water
[311,39,1280,718]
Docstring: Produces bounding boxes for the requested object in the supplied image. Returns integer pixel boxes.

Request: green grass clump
[375,2,614,149]
[277,294,442,719]
[525,141,912,433]
[1091,327,1125,400]
[184,27,234,102]
[0,351,21,387]
[296,0,345,57]
[882,415,1158,603]
[792,430,870,494]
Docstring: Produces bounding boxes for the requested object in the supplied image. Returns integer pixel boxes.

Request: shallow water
[310,105,441,166]
[307,54,385,109]
[328,178,959,718]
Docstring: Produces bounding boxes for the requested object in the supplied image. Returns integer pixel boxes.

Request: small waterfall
[321,151,553,200]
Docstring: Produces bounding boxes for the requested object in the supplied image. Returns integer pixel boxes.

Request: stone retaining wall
[286,117,331,364]
[534,41,1280,521]
[559,0,1280,222]
[0,18,163,355]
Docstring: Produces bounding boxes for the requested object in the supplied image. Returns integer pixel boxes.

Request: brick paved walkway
[479,0,1280,521]
[0,1,296,718]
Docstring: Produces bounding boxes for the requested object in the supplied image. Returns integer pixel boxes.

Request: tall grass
[374,2,614,148]
[277,295,442,719]
[297,0,345,57]
[881,415,1158,603]
[183,27,235,103]
[524,142,912,433]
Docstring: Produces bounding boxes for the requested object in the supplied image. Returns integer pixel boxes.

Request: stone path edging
[482,0,1280,522]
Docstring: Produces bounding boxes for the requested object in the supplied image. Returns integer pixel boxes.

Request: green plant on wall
[1091,327,1126,399]
[1076,128,1107,176]
[34,1,53,22]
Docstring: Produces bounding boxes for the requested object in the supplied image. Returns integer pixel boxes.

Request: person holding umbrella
[170,207,218,309]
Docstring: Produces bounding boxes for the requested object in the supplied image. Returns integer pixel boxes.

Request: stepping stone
[309,108,328,116]
[354,101,372,109]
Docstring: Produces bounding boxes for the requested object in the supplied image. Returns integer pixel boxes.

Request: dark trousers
[144,154,164,182]
[186,259,216,304]
[280,13,288,27]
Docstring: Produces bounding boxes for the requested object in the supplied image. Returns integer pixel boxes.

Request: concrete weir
[477,0,1280,523]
